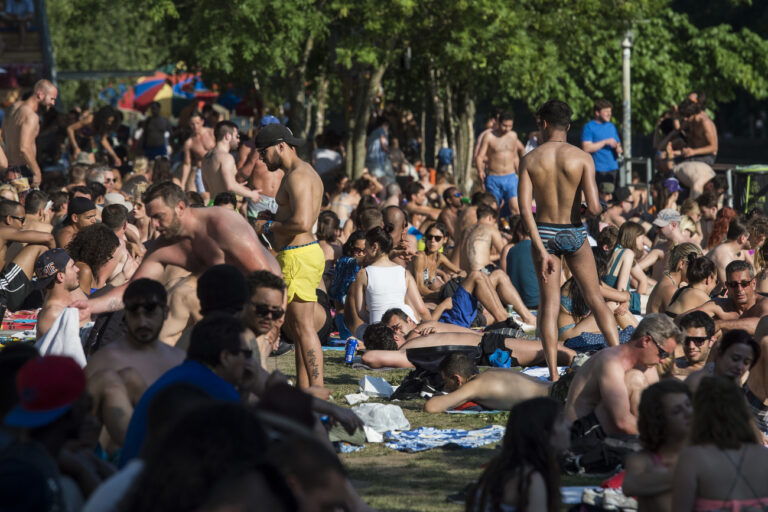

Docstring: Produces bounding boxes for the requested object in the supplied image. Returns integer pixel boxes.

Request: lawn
[268,348,598,512]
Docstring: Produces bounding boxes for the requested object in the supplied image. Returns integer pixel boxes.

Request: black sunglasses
[251,302,285,320]
[651,337,670,360]
[9,215,25,223]
[726,279,753,289]
[352,247,366,255]
[685,336,709,347]
[125,302,163,314]
[425,234,443,242]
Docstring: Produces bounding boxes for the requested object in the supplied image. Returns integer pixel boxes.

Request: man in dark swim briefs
[518,99,620,381]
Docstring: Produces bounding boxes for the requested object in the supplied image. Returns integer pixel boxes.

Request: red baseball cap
[4,355,86,429]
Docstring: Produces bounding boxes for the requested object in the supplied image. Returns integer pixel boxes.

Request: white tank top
[364,265,416,324]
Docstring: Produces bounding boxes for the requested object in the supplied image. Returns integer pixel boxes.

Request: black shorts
[316,289,334,346]
[476,332,519,367]
[570,411,606,443]
[0,263,33,311]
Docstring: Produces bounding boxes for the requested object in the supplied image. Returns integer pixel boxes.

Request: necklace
[546,139,566,143]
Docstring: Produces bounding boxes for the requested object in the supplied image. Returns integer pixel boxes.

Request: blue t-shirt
[119,360,240,467]
[581,120,620,172]
[505,239,539,308]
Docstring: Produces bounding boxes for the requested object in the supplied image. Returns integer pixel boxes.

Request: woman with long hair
[468,397,569,512]
[623,379,692,512]
[603,221,650,312]
[706,207,736,250]
[411,221,462,299]
[664,256,717,318]
[672,376,768,510]
[330,230,366,338]
[646,243,702,314]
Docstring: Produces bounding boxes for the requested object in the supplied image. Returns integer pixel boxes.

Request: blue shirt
[506,239,539,308]
[119,360,240,467]
[581,119,620,172]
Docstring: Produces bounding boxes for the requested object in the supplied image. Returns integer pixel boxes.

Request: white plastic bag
[352,403,410,433]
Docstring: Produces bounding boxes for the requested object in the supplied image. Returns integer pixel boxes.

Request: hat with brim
[104,193,133,212]
[254,124,304,150]
[653,208,682,227]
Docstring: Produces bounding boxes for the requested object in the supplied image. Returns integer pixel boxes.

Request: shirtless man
[565,314,681,437]
[77,181,280,316]
[475,111,524,215]
[403,182,440,230]
[459,204,536,325]
[745,318,768,438]
[54,197,99,249]
[707,218,751,289]
[658,311,716,380]
[242,270,287,370]
[601,186,635,228]
[157,265,200,347]
[424,353,549,413]
[691,260,768,334]
[34,249,83,339]
[181,111,216,195]
[255,124,326,389]
[201,121,262,206]
[360,322,575,369]
[677,99,718,165]
[1,79,57,188]
[237,122,284,220]
[382,306,482,341]
[518,100,620,381]
[438,186,463,242]
[86,279,185,446]
[22,190,53,233]
[696,192,718,246]
[684,329,758,393]
[449,191,497,266]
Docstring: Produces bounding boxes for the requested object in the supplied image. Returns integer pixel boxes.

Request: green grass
[268,349,597,512]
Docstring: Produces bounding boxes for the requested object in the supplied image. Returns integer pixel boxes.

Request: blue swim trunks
[537,222,588,256]
[484,173,518,204]
[439,286,478,328]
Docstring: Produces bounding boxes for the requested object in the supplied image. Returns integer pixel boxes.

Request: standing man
[475,111,524,216]
[519,99,620,381]
[255,124,325,389]
[581,99,622,187]
[140,101,173,160]
[2,79,58,188]
[678,99,718,165]
[180,111,216,196]
[201,121,262,205]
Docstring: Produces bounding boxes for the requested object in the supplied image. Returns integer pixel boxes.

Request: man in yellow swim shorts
[256,124,327,388]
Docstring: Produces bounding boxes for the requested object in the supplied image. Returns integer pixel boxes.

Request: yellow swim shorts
[276,241,325,303]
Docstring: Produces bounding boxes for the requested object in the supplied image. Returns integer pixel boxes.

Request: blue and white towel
[564,326,636,352]
[384,425,505,452]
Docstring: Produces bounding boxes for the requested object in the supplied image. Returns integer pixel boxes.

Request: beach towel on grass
[384,425,504,452]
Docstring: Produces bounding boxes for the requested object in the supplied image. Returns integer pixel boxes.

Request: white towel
[35,308,87,367]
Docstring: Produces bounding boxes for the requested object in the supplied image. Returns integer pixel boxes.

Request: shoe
[581,488,602,506]
[270,340,293,357]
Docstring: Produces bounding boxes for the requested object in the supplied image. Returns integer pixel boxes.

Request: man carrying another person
[581,99,622,187]
[475,111,524,215]
[565,314,681,439]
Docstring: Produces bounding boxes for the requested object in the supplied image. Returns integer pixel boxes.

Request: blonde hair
[0,184,20,202]
[667,242,702,272]
[133,156,149,175]
[680,198,700,218]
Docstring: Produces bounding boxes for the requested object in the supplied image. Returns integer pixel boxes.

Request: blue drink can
[344,337,359,364]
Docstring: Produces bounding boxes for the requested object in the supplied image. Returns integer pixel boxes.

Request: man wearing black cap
[35,248,83,339]
[54,196,99,248]
[255,124,326,388]
[601,186,635,228]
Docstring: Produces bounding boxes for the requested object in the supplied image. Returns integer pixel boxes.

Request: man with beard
[1,79,57,188]
[76,181,281,316]
[180,111,216,195]
[201,121,262,204]
[685,329,759,393]
[86,279,185,446]
[255,124,325,389]
[237,115,284,219]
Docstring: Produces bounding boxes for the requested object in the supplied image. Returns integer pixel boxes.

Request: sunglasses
[726,280,753,289]
[104,178,117,183]
[352,247,366,255]
[125,302,163,314]
[649,336,670,360]
[685,336,709,347]
[251,302,285,320]
[231,347,253,359]
[9,215,25,223]
[425,234,443,242]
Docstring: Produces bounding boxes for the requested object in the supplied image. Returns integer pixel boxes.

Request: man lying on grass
[423,353,550,413]
[360,322,575,369]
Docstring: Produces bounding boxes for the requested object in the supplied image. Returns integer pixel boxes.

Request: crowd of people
[0,78,766,511]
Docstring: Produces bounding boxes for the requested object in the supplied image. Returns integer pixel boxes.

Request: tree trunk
[420,96,427,165]
[455,91,475,194]
[314,72,329,136]
[349,63,387,179]
[445,82,456,150]
[344,74,355,177]
[428,62,445,164]
[286,34,315,159]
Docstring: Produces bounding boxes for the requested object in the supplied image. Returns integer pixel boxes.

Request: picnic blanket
[384,425,505,452]
[1,309,37,331]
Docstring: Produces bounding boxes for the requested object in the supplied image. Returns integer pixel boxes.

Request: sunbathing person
[646,243,701,314]
[423,353,549,413]
[565,314,681,437]
[663,255,716,318]
[410,221,462,300]
[658,311,716,380]
[684,329,759,393]
[381,308,476,343]
[360,322,575,369]
[623,379,692,512]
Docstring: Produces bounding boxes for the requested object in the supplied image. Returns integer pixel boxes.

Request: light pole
[621,30,634,187]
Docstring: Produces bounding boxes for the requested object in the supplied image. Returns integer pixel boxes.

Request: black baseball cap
[254,124,304,150]
[34,249,71,289]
